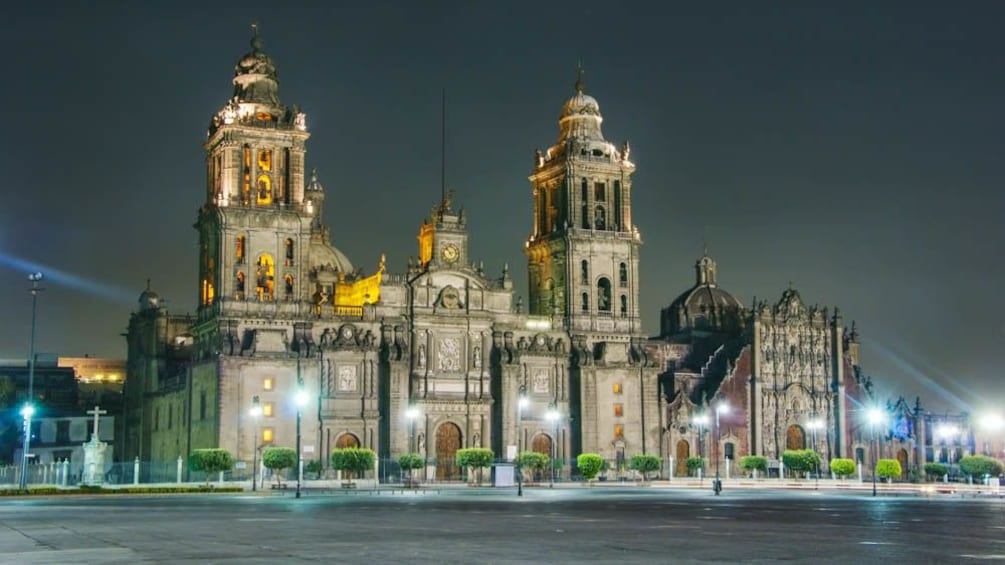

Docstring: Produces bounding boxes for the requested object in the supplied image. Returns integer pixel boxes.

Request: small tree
[923,462,948,481]
[629,454,661,481]
[830,458,856,479]
[959,455,1005,480]
[262,447,297,488]
[739,455,768,478]
[188,448,235,486]
[876,459,902,481]
[577,453,604,481]
[399,453,423,485]
[455,448,494,485]
[516,451,550,482]
[304,460,323,479]
[331,447,377,481]
[686,457,705,476]
[782,449,820,478]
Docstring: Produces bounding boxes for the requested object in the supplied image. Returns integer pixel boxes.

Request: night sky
[1,2,1002,414]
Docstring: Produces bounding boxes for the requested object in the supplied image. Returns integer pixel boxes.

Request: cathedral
[122,30,907,481]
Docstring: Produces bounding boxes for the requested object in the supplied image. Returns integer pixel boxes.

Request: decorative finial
[575,61,585,94]
[145,278,151,291]
[310,168,318,182]
[250,22,263,51]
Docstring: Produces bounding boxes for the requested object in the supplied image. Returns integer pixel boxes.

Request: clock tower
[417,191,470,270]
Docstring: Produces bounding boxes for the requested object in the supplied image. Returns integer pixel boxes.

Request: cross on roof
[87,405,108,441]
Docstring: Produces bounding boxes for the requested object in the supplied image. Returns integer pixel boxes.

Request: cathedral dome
[138,284,160,311]
[660,252,744,336]
[231,26,281,107]
[309,240,354,276]
[557,67,605,143]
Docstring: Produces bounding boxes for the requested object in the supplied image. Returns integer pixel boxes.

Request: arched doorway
[435,422,462,480]
[786,425,806,450]
[897,448,909,478]
[675,440,690,477]
[336,433,359,448]
[531,434,553,481]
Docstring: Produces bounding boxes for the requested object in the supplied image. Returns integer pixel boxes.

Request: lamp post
[693,413,709,482]
[406,407,418,487]
[517,387,528,496]
[546,404,560,488]
[807,418,824,488]
[868,408,884,497]
[713,403,729,495]
[294,387,308,498]
[18,272,43,491]
[250,396,262,491]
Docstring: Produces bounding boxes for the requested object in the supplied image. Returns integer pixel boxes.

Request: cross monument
[87,405,108,442]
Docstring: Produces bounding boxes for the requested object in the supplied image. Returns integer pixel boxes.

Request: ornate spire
[575,61,585,94]
[250,22,263,51]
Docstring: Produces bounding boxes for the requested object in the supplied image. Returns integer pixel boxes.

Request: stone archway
[786,425,806,450]
[435,422,463,481]
[530,434,553,481]
[336,433,359,448]
[675,440,690,477]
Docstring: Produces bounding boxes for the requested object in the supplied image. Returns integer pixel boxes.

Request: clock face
[441,244,460,263]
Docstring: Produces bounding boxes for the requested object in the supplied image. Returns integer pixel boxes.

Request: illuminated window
[614,404,624,417]
[262,428,274,443]
[258,149,272,171]
[256,254,275,301]
[236,235,245,263]
[285,239,294,266]
[613,383,622,394]
[284,274,294,298]
[236,272,245,300]
[256,174,272,205]
[614,424,624,438]
[263,402,274,417]
[243,145,251,206]
[263,377,274,391]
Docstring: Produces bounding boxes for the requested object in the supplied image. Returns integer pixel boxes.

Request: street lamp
[250,396,262,491]
[867,408,885,497]
[294,387,308,498]
[546,404,560,488]
[18,271,43,491]
[406,407,419,488]
[517,387,528,496]
[693,413,709,482]
[713,403,729,495]
[936,423,959,482]
[807,418,824,488]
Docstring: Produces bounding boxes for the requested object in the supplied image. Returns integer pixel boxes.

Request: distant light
[936,423,959,440]
[979,413,1004,432]
[20,404,35,419]
[807,419,825,430]
[406,408,419,420]
[28,272,43,282]
[693,414,709,426]
[518,396,529,409]
[295,389,309,407]
[715,403,730,415]
[547,408,560,422]
[867,408,885,426]
[525,319,551,330]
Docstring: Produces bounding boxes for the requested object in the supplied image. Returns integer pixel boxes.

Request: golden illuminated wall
[334,255,385,307]
[418,222,434,266]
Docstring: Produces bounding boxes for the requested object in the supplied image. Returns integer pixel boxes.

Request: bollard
[61,459,69,486]
[779,460,785,480]
[176,456,183,484]
[134,457,140,485]
[669,456,674,481]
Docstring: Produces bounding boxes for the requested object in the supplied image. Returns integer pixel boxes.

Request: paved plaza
[0,486,1002,563]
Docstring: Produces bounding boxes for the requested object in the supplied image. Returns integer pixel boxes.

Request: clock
[441,244,460,263]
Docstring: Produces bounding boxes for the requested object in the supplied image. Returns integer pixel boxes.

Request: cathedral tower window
[594,206,606,230]
[581,204,590,229]
[580,179,588,202]
[619,263,628,286]
[236,235,246,263]
[284,148,292,206]
[613,180,622,227]
[285,239,294,266]
[257,174,272,205]
[235,271,245,300]
[258,149,272,171]
[580,260,589,284]
[597,278,612,312]
[284,274,294,298]
[620,295,628,317]
[242,145,251,206]
[594,182,606,202]
[256,254,275,301]
[581,292,590,312]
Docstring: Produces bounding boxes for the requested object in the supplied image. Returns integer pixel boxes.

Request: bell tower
[525,68,642,336]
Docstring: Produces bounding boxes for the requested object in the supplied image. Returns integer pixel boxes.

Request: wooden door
[435,422,462,480]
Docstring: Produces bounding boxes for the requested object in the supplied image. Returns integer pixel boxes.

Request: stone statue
[417,345,426,369]
[473,346,482,369]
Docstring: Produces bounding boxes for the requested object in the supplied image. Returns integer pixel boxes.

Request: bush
[398,453,424,471]
[876,459,902,481]
[830,458,856,478]
[516,451,550,482]
[923,462,948,481]
[959,455,1005,479]
[782,449,820,476]
[577,453,604,480]
[188,448,235,485]
[304,460,323,477]
[739,455,768,476]
[686,457,705,475]
[629,454,661,480]
[331,447,377,480]
[456,448,494,484]
[262,447,297,487]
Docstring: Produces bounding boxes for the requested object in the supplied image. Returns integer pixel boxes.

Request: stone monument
[81,406,108,486]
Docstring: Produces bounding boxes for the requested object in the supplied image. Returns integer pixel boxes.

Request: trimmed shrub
[782,449,820,477]
[516,451,550,482]
[876,459,902,481]
[959,455,1005,479]
[686,457,705,476]
[577,453,604,480]
[262,447,297,487]
[739,455,768,477]
[456,448,494,484]
[830,458,856,478]
[188,448,235,485]
[398,453,424,471]
[923,462,948,481]
[331,447,377,480]
[629,454,661,481]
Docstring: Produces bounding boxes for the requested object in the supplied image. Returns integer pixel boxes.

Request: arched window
[235,272,245,300]
[580,260,589,284]
[580,178,588,202]
[256,174,272,205]
[257,149,272,171]
[242,145,251,206]
[284,274,294,298]
[235,235,246,263]
[581,204,590,229]
[285,239,294,266]
[581,292,589,312]
[256,254,275,301]
[597,278,612,312]
[594,182,606,202]
[619,263,628,287]
[594,205,606,230]
[620,295,627,317]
